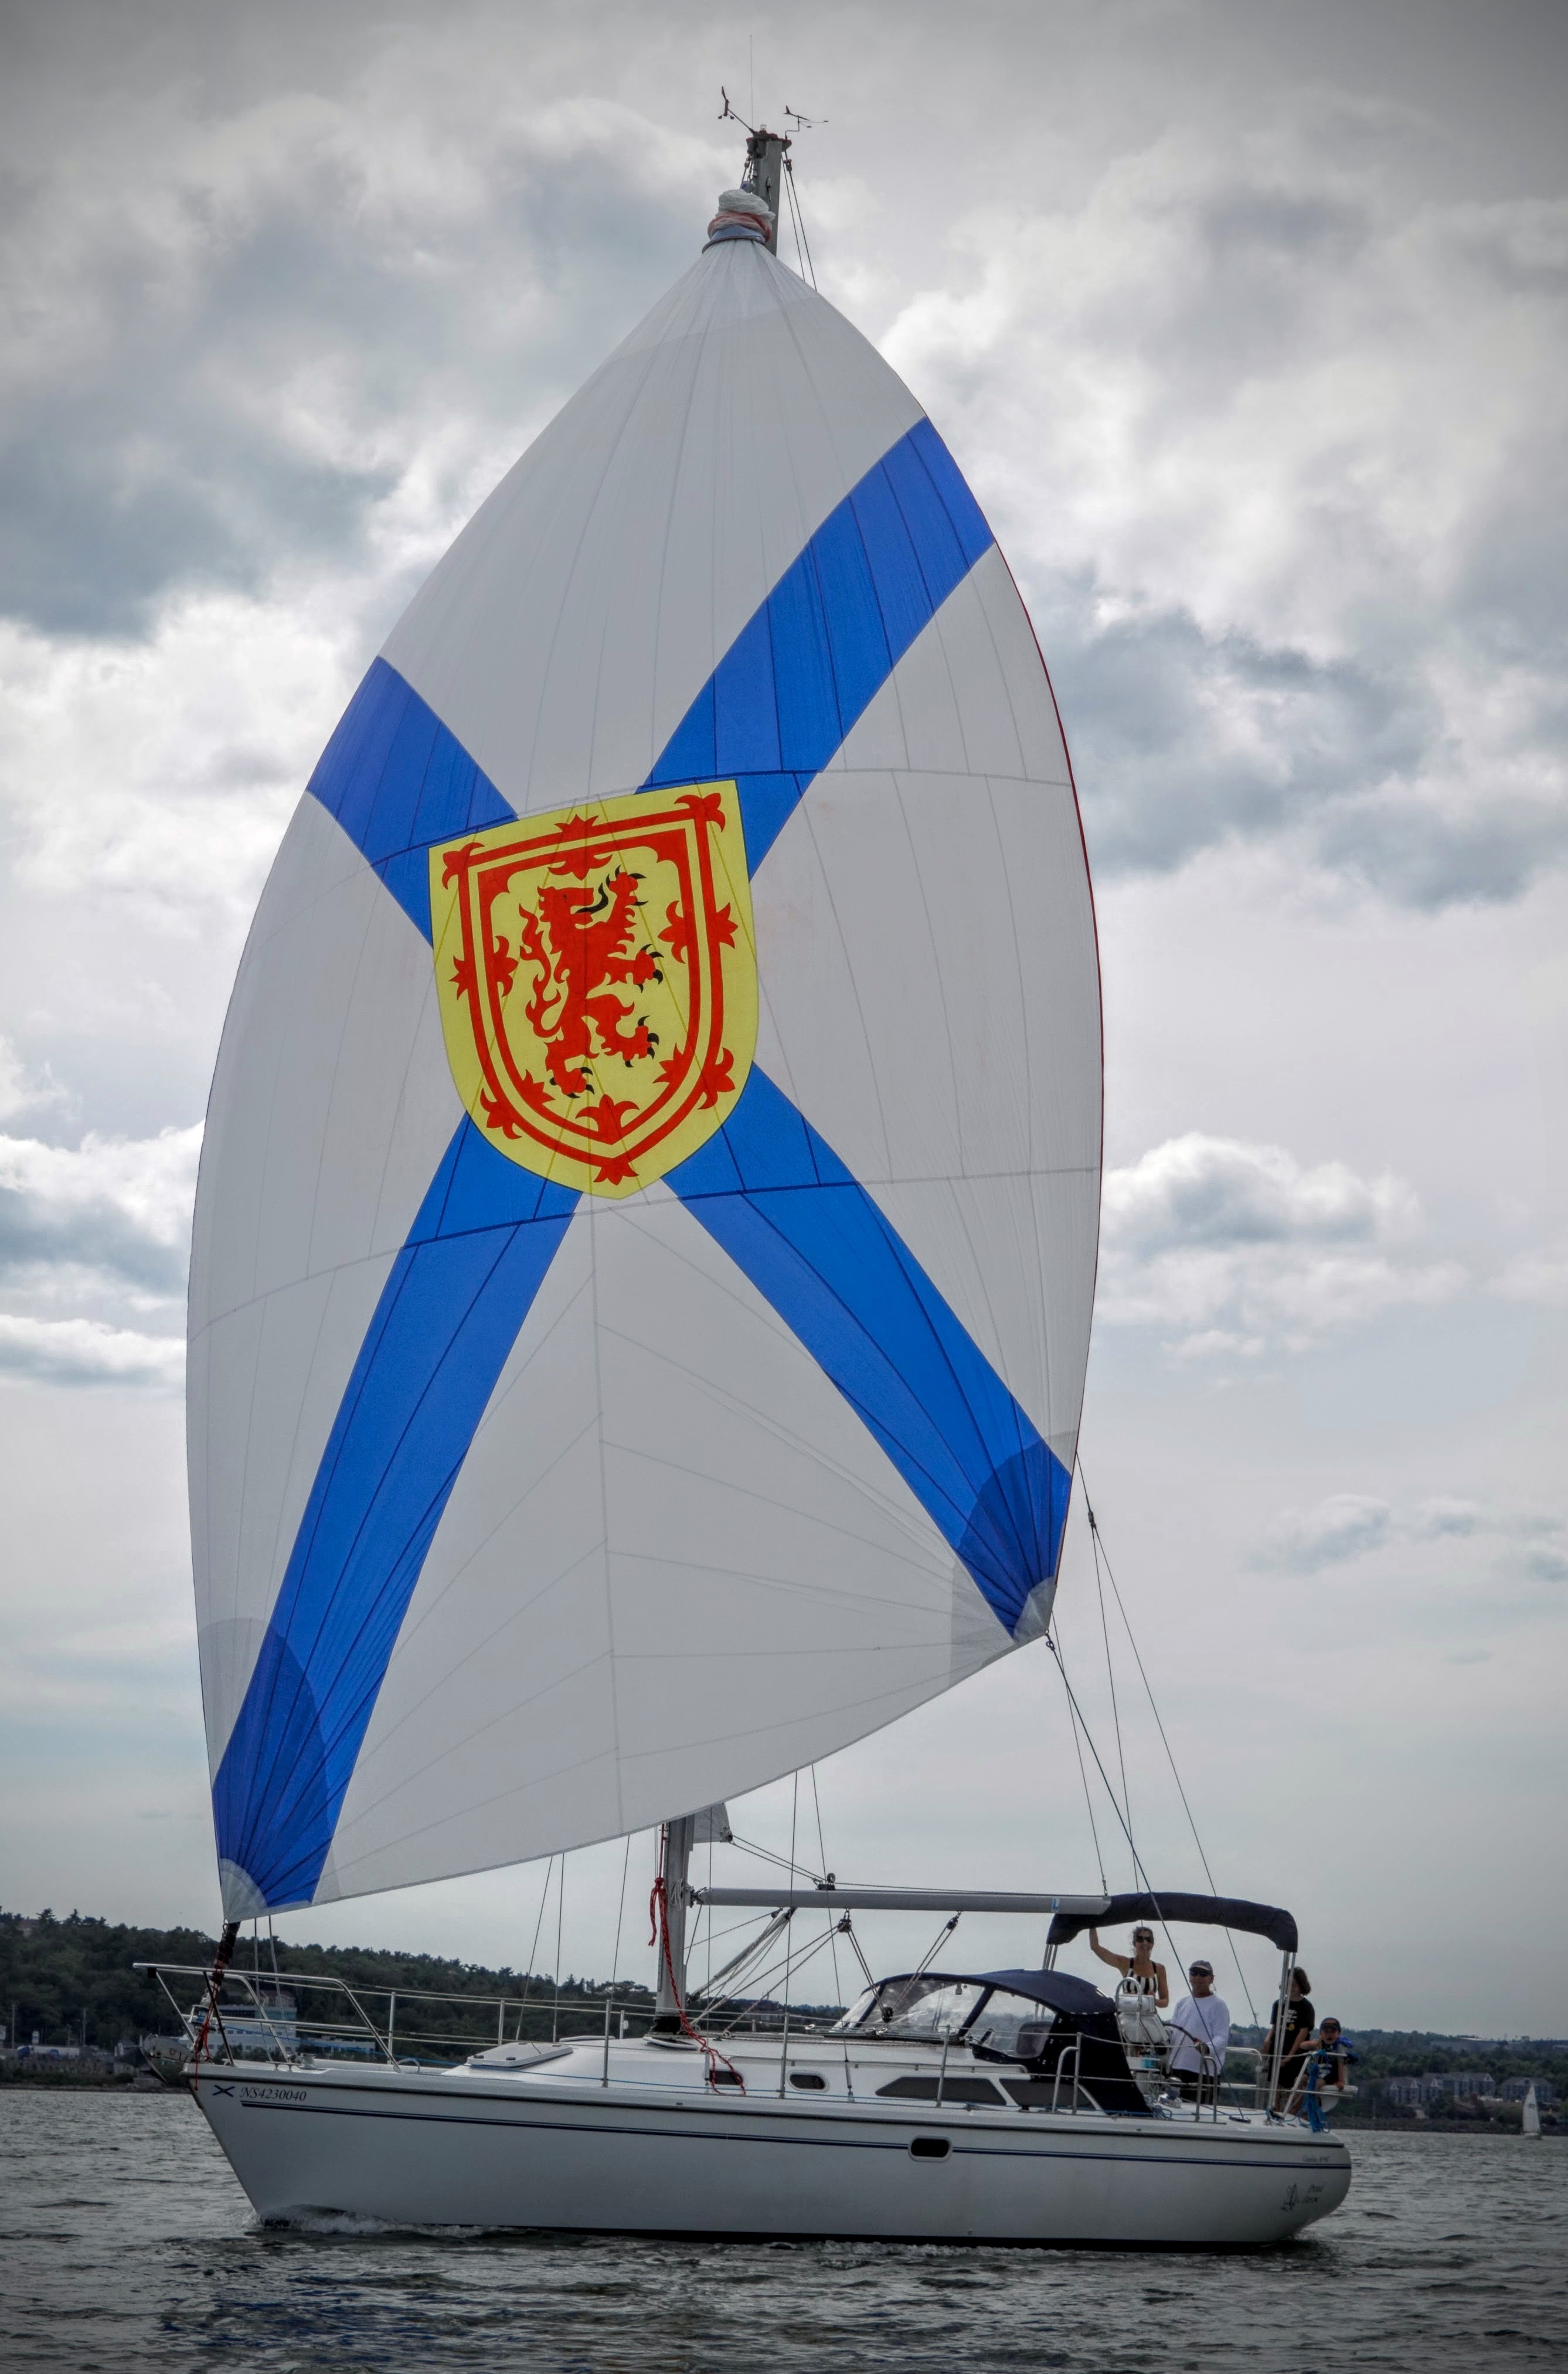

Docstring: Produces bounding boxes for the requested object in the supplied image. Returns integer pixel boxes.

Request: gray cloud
[1098,1133,1461,1354]
[0,1186,185,1295]
[0,387,393,641]
[2,2,1563,918]
[0,73,716,637]
[1255,1494,1568,1576]
[0,1126,199,1381]
[1037,591,1444,885]
[1043,592,1568,908]
[1255,1495,1394,1573]
[889,105,1568,909]
[0,1313,183,1388]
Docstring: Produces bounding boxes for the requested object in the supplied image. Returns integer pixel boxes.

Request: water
[2,2091,1564,2372]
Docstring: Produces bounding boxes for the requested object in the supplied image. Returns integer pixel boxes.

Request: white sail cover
[189,220,1102,1918]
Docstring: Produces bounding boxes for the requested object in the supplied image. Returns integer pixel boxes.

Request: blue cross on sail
[189,203,1102,1919]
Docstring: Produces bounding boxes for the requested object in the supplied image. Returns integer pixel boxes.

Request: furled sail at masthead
[188,182,1103,1920]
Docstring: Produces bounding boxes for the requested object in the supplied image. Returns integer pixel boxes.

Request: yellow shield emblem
[430,783,757,1197]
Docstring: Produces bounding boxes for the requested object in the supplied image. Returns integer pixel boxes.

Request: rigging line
[783,1771,800,2029]
[518,1853,553,2039]
[784,166,807,281]
[783,163,805,280]
[697,1908,797,2003]
[552,1853,566,2043]
[1052,1614,1107,1893]
[1045,1640,1185,1995]
[1089,1497,1134,1880]
[686,1894,708,1989]
[912,1913,960,1980]
[841,1916,875,1989]
[706,1924,839,2033]
[694,1911,794,2004]
[726,1830,825,1884]
[784,156,818,290]
[1076,1462,1259,2027]
[700,1910,794,1954]
[809,1764,843,2007]
[702,1927,811,2022]
[770,1921,838,2000]
[610,1833,632,1999]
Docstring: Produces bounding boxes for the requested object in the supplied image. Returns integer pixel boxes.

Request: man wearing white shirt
[1166,1958,1229,2098]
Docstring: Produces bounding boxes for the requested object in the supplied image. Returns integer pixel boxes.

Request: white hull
[193,2049,1351,2249]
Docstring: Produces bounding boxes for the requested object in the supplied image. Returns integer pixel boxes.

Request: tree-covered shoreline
[0,1906,651,2075]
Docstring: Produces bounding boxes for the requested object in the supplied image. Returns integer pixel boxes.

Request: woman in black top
[1262,1967,1314,2104]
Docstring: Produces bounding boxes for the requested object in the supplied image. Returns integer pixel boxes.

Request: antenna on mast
[718,86,791,239]
[713,86,822,279]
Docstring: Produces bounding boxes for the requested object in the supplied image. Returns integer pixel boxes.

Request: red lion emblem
[514,867,662,1096]
[432,786,755,1196]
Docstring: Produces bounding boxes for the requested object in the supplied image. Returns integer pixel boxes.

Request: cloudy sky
[2,0,1564,2036]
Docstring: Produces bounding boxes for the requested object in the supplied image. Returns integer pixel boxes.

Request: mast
[742,125,790,242]
[654,1813,696,2027]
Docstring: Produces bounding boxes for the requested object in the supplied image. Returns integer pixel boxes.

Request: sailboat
[1523,2083,1542,2138]
[173,125,1351,2246]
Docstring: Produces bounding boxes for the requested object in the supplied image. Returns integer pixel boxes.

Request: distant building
[1381,2073,1496,2105]
[217,1993,298,2058]
[1499,2077,1557,2105]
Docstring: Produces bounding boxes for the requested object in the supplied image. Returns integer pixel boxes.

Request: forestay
[188,211,1102,1918]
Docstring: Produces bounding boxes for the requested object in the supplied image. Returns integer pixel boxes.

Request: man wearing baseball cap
[1167,1958,1230,2100]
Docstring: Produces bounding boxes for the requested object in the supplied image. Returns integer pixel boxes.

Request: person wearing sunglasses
[1089,1921,1169,2056]
[1088,1923,1170,2008]
[1166,1959,1230,2099]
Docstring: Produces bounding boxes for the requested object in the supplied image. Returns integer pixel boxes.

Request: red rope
[192,1920,240,2074]
[649,1867,745,2093]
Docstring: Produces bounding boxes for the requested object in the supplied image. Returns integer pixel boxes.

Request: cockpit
[831,1975,1059,2061]
[826,1967,1150,2115]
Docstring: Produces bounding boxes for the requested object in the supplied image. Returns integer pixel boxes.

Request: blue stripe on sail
[218,417,1018,1908]
[212,1124,579,1910]
[307,656,514,939]
[644,417,994,865]
[667,1068,1070,1635]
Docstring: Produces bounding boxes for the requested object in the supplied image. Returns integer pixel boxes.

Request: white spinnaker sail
[188,220,1101,1919]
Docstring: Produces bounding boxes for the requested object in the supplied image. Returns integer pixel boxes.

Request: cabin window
[788,2071,827,2090]
[708,2066,744,2087]
[828,1987,877,2033]
[964,1991,1057,2062]
[875,2074,1004,2105]
[909,2135,951,2160]
[836,1976,984,2041]
[1002,2077,1067,2108]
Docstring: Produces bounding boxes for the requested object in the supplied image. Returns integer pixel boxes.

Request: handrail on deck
[134,1958,661,2069]
[1050,2039,1082,2115]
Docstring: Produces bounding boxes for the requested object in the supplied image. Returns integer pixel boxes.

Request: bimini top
[1046,1892,1299,1957]
[189,180,1102,1920]
[972,1968,1115,2019]
[839,1968,1114,2025]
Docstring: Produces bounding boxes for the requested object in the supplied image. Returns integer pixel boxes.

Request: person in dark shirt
[1261,1967,1314,2105]
[1288,2018,1352,2112]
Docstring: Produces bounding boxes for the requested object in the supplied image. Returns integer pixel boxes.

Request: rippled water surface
[2,2090,1564,2372]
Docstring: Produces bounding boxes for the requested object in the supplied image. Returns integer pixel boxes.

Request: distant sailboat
[1523,2083,1542,2139]
[168,121,1352,2247]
